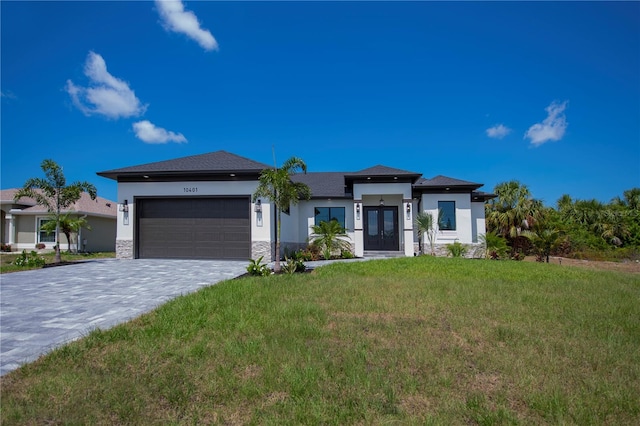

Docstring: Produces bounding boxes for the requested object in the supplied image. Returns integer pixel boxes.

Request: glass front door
[363,206,399,251]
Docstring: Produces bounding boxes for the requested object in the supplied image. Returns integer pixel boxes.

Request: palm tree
[479,231,509,259]
[524,226,563,263]
[310,220,351,260]
[14,159,96,263]
[253,156,311,272]
[415,211,440,255]
[612,188,640,211]
[40,213,91,253]
[486,180,543,255]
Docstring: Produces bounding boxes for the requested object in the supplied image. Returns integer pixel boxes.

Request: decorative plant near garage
[253,156,311,272]
[247,256,271,276]
[14,159,97,263]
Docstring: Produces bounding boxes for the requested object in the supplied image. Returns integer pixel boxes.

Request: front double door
[364,206,399,251]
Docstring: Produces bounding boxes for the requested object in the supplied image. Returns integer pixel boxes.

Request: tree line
[485,181,640,261]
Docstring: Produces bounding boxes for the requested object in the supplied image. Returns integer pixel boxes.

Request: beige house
[1,189,117,253]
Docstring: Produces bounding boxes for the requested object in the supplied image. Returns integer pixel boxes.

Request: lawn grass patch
[1,257,639,424]
[0,251,115,274]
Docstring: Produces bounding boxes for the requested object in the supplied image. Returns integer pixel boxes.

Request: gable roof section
[346,165,422,178]
[97,150,271,180]
[414,175,483,190]
[291,172,350,198]
[1,189,116,217]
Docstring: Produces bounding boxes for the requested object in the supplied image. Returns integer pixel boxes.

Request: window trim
[437,201,456,231]
[37,217,56,244]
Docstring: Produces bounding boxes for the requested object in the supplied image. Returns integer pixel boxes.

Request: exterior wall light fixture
[119,199,129,212]
[406,203,411,219]
[254,199,262,213]
[356,202,361,220]
[379,197,384,206]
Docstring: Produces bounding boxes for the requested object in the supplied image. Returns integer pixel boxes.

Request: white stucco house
[97,151,494,260]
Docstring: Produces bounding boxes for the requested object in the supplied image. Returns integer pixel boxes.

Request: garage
[136,197,251,260]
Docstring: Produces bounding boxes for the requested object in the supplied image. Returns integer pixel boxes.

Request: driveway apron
[0,259,247,376]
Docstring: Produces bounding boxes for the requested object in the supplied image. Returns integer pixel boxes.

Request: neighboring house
[0,189,117,252]
[98,150,495,260]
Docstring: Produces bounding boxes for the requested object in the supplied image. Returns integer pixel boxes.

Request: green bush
[246,256,271,276]
[446,241,468,258]
[13,250,46,268]
[341,250,355,259]
[281,257,306,274]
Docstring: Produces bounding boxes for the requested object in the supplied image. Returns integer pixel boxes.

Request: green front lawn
[0,251,115,274]
[1,257,639,424]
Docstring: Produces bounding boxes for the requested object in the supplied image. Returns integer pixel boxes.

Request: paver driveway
[0,259,247,376]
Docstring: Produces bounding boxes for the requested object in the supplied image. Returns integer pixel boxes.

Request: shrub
[446,241,468,258]
[281,257,306,275]
[341,249,354,259]
[479,232,509,259]
[13,250,46,268]
[246,256,271,276]
[1,243,11,252]
[35,243,46,250]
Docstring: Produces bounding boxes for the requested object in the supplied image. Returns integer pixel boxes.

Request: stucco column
[403,199,414,256]
[353,200,364,257]
[7,214,15,245]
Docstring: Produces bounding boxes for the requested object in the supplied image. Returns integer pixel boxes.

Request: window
[438,201,456,231]
[314,207,345,228]
[38,218,56,243]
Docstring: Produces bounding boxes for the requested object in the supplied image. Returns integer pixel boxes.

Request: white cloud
[525,101,569,147]
[486,124,511,139]
[155,0,218,51]
[133,120,187,144]
[66,52,147,119]
[1,91,17,99]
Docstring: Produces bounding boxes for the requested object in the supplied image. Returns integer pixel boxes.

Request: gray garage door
[137,197,251,260]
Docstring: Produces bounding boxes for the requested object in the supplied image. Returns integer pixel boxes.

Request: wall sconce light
[379,197,385,206]
[119,199,129,213]
[406,203,411,219]
[356,203,360,214]
[254,199,262,213]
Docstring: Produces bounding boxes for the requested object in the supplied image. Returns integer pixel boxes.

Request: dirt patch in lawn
[524,256,640,274]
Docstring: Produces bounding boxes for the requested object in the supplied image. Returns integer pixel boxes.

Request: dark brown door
[136,197,250,260]
[363,206,399,251]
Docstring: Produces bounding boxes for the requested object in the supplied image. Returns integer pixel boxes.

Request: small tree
[253,156,311,272]
[14,159,97,263]
[310,220,351,260]
[40,213,91,253]
[415,210,440,255]
[479,231,509,259]
[524,226,564,263]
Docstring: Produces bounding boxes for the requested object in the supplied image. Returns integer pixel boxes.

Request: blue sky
[2,1,639,206]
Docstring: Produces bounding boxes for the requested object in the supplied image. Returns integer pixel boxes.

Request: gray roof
[472,191,497,201]
[414,175,482,189]
[347,165,421,177]
[291,172,349,198]
[98,150,271,180]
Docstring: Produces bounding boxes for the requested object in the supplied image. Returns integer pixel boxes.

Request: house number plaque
[183,187,198,193]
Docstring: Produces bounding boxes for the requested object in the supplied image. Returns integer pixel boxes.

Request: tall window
[438,201,456,231]
[38,218,56,243]
[314,207,345,228]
